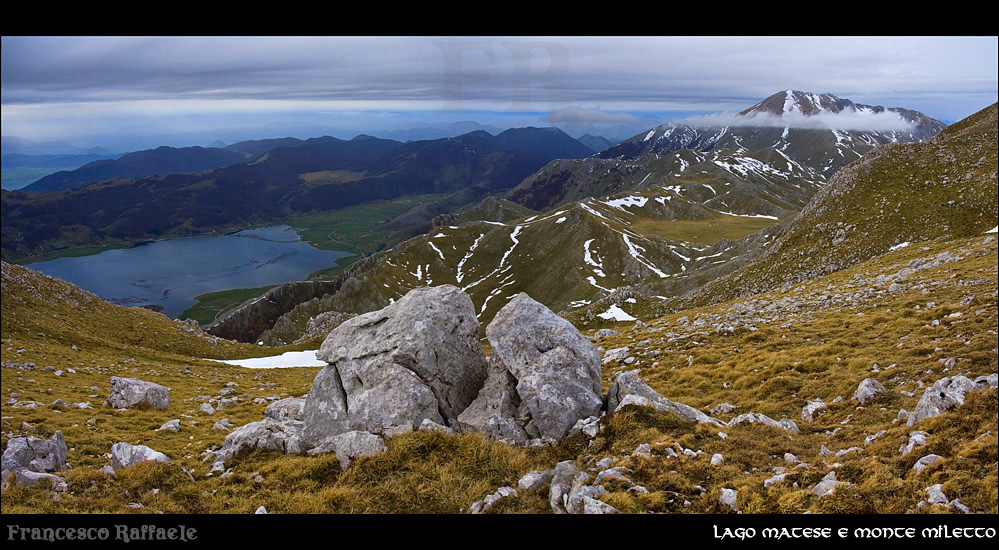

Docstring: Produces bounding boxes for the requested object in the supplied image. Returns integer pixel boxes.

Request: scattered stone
[908,374,993,426]
[853,378,885,404]
[156,419,180,432]
[199,403,216,415]
[216,397,239,410]
[602,347,630,365]
[925,484,948,505]
[710,453,724,466]
[710,403,737,415]
[518,470,555,493]
[607,370,724,426]
[913,454,942,474]
[311,430,387,469]
[719,488,739,512]
[764,473,787,488]
[728,412,800,433]
[811,471,851,497]
[470,486,517,514]
[802,398,827,422]
[549,460,580,514]
[594,467,633,485]
[864,430,887,445]
[1,430,68,481]
[212,417,304,464]
[582,496,619,514]
[631,443,652,458]
[255,506,267,514]
[110,443,171,469]
[417,419,454,434]
[567,416,600,439]
[9,469,67,490]
[212,419,235,432]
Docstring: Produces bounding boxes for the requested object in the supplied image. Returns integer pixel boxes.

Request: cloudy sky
[2,36,996,151]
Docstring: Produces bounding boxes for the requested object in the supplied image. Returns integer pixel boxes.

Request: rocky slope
[655,102,997,318]
[2,227,994,515]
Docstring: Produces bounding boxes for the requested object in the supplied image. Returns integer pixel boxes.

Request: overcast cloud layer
[2,36,996,147]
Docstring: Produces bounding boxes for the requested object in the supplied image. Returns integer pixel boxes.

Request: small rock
[853,378,885,404]
[719,488,739,512]
[518,470,555,493]
[156,419,180,432]
[470,486,517,514]
[110,442,170,469]
[913,454,942,474]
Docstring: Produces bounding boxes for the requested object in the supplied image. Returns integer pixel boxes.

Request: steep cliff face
[206,255,381,343]
[206,280,342,343]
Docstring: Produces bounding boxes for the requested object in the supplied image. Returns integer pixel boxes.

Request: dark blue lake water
[29,225,352,319]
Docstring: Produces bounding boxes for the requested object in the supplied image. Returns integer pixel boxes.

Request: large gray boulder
[105,377,170,410]
[302,285,488,447]
[1,431,68,482]
[482,293,604,441]
[607,370,724,427]
[110,442,171,469]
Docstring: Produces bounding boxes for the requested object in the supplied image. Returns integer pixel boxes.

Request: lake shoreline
[28,225,352,320]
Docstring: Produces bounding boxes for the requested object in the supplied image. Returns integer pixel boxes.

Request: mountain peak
[739,90,855,118]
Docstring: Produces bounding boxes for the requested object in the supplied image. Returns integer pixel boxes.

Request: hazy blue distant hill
[373,121,506,142]
[21,146,249,193]
[577,134,619,153]
[1,152,125,190]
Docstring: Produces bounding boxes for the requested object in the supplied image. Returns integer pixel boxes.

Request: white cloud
[544,106,638,125]
[680,110,917,132]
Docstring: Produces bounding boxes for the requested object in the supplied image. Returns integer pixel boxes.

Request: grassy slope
[2,230,995,514]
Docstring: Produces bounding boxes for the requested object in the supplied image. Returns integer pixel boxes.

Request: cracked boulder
[467,293,604,442]
[301,285,488,447]
[1,431,68,486]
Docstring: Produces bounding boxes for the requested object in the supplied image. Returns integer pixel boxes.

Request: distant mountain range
[1,127,594,262]
[20,146,250,192]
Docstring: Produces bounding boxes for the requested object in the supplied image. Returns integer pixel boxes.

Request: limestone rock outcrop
[1,430,68,487]
[302,285,488,447]
[461,293,604,444]
[105,377,170,410]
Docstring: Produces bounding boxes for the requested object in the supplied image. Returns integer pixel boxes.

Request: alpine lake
[27,225,352,320]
